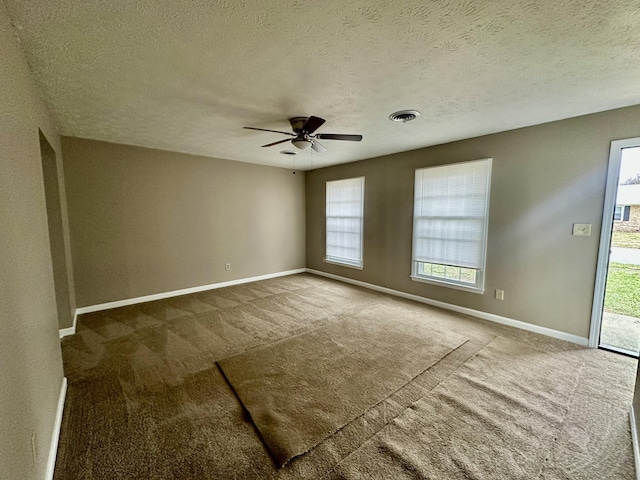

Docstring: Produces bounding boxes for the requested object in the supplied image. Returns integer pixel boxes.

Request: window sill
[410,275,484,294]
[324,258,363,270]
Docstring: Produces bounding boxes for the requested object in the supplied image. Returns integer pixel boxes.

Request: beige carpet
[218,304,467,466]
[55,273,637,479]
[327,336,584,479]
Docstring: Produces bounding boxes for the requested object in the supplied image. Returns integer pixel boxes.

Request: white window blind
[412,159,491,271]
[326,177,364,268]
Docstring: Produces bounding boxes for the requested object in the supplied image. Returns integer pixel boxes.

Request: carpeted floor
[219,304,467,466]
[56,273,637,479]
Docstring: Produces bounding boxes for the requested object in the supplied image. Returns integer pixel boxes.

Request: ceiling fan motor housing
[289,117,310,133]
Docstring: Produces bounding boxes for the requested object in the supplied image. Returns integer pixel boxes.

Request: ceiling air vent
[389,110,420,123]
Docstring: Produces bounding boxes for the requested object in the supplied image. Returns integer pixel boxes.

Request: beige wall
[62,137,306,307]
[307,105,640,339]
[0,3,66,480]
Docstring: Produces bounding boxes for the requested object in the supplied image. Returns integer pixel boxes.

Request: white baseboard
[306,269,589,346]
[59,311,78,338]
[632,406,640,480]
[58,327,74,338]
[59,268,306,337]
[59,267,589,347]
[45,377,67,480]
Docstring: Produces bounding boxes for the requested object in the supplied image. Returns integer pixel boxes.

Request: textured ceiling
[4,0,640,170]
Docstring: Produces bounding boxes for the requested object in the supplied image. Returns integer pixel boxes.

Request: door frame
[589,137,640,348]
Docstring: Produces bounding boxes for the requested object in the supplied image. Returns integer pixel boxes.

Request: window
[614,205,630,221]
[614,205,623,221]
[326,177,364,269]
[411,159,492,293]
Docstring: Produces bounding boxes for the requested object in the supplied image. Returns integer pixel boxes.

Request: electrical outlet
[225,263,231,271]
[495,289,504,301]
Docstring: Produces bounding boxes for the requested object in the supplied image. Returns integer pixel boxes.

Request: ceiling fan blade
[315,133,363,141]
[302,116,326,134]
[244,127,294,135]
[311,140,327,153]
[261,138,292,147]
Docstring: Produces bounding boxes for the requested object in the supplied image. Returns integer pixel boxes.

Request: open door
[591,139,640,357]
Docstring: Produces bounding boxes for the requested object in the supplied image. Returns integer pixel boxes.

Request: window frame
[614,205,623,221]
[614,204,629,222]
[325,176,365,270]
[410,159,492,294]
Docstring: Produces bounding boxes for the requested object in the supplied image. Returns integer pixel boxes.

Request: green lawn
[604,262,640,318]
[611,232,640,249]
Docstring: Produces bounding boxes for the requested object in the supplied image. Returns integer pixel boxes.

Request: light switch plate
[572,223,592,236]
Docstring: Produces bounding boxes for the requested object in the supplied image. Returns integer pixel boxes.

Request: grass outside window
[604,262,640,318]
[611,232,640,249]
[418,262,477,285]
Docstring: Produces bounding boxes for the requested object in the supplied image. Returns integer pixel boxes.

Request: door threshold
[598,344,639,359]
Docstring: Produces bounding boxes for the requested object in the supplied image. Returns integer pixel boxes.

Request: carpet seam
[222,335,472,468]
[534,359,587,479]
[322,336,585,480]
[290,337,493,470]
[218,301,460,467]
[322,335,504,478]
[274,338,475,468]
[215,362,284,467]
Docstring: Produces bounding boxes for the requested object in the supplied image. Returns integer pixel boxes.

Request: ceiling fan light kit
[292,138,312,150]
[244,116,363,154]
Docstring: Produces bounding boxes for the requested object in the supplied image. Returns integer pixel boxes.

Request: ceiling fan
[243,116,362,153]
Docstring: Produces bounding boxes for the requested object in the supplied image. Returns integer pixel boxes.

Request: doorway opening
[40,131,72,329]
[591,139,640,357]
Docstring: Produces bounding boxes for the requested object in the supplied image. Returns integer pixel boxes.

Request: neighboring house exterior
[614,184,640,232]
